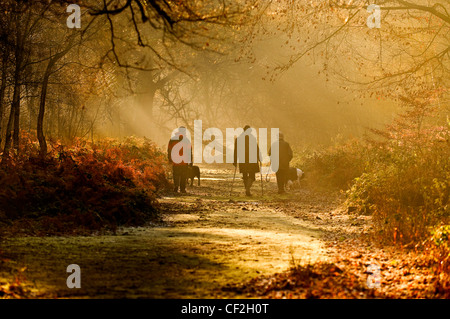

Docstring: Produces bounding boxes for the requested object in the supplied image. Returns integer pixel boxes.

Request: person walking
[168,127,192,193]
[269,131,293,194]
[233,125,261,197]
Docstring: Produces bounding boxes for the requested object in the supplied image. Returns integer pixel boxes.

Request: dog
[186,165,201,186]
[285,167,304,189]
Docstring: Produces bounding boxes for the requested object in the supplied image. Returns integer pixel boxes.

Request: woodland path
[0,165,375,298]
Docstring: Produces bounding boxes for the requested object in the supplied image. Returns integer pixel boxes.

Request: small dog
[285,167,304,189]
[187,165,201,186]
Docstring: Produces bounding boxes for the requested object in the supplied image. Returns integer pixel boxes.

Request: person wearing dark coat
[233,125,261,197]
[269,131,293,194]
[168,127,193,193]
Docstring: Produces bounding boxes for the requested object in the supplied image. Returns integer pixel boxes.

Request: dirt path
[0,166,345,298]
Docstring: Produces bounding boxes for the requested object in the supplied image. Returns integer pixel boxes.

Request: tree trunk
[11,33,24,153]
[37,65,52,158]
[0,48,10,148]
[12,84,20,152]
[0,12,12,151]
[3,20,24,158]
[36,38,74,158]
[2,76,20,160]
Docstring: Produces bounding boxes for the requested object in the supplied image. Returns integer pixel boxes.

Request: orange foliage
[0,133,170,235]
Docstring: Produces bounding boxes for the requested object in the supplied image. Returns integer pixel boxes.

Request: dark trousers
[172,165,188,192]
[276,168,288,193]
[242,171,255,194]
[242,172,256,185]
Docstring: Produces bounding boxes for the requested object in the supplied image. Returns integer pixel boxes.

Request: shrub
[296,96,449,245]
[424,225,450,297]
[346,101,450,244]
[0,134,170,235]
[292,138,369,190]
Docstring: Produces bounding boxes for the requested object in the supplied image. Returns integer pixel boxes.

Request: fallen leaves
[217,183,446,299]
[223,262,378,299]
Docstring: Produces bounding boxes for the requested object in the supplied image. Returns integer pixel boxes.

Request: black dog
[187,165,201,186]
[284,167,304,189]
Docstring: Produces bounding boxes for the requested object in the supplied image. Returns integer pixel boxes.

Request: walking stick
[259,161,264,196]
[230,164,237,196]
